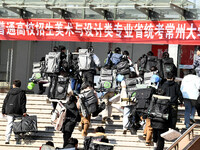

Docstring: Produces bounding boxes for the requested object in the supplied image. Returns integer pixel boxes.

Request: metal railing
[167,124,200,150]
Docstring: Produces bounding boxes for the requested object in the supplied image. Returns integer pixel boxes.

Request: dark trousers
[168,105,178,129]
[52,102,57,110]
[63,131,72,148]
[153,129,166,150]
[38,82,46,92]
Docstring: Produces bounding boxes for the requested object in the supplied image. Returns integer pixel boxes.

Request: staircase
[0,93,200,150]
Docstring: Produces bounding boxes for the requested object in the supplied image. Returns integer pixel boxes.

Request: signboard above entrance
[0,19,200,45]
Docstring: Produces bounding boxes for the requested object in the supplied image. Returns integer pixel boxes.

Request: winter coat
[62,101,81,133]
[161,80,183,105]
[2,88,26,115]
[180,74,200,100]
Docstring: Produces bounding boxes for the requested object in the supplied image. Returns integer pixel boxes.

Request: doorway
[0,41,14,91]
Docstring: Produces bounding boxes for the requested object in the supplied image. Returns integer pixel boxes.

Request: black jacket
[160,80,183,105]
[2,88,27,115]
[62,101,81,133]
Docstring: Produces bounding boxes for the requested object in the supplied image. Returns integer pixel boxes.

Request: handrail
[167,124,200,150]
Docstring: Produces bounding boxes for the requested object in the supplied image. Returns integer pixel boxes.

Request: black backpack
[84,136,112,150]
[125,77,143,97]
[79,89,98,117]
[145,56,158,72]
[116,58,130,75]
[148,96,170,130]
[134,88,155,112]
[162,58,176,79]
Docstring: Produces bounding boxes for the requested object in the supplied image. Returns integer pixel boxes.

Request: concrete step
[0,112,195,125]
[0,144,39,150]
[0,120,195,131]
[0,104,53,110]
[0,112,192,125]
[0,96,48,101]
[0,144,156,150]
[0,137,172,149]
[1,130,199,145]
[0,115,195,127]
[0,93,47,97]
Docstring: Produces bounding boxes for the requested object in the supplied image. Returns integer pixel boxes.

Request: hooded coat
[2,88,27,115]
[161,80,183,105]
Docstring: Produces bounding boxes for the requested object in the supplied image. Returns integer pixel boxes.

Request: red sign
[151,45,168,59]
[1,18,200,45]
[180,45,195,65]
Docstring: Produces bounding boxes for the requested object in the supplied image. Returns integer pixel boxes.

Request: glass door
[0,41,14,91]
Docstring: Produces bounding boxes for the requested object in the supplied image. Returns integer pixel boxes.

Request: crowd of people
[2,46,200,150]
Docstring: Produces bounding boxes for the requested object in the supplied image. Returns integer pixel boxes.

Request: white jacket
[180,74,200,100]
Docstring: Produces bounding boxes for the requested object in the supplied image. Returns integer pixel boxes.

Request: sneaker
[37,90,45,95]
[130,128,137,135]
[5,142,9,144]
[143,134,147,139]
[146,142,151,146]
[123,130,127,134]
[190,119,195,124]
[106,118,113,125]
[16,142,21,145]
[16,139,21,145]
[78,123,82,131]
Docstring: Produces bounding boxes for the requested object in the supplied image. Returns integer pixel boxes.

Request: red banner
[1,18,200,45]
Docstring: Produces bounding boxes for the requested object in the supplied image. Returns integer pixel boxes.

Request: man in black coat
[62,95,81,148]
[2,80,27,144]
[160,72,183,129]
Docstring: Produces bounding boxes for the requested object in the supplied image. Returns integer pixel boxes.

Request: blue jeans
[184,99,196,128]
[70,78,81,93]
